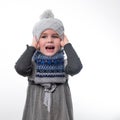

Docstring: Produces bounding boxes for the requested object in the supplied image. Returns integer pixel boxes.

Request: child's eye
[41,35,47,38]
[52,35,59,38]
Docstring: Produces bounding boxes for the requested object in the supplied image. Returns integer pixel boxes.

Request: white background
[0,0,120,120]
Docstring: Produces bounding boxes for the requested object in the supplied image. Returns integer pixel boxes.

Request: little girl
[15,10,83,120]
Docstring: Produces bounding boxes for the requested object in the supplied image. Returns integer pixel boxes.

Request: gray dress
[15,43,83,120]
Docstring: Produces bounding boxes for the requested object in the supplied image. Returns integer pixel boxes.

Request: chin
[44,51,56,56]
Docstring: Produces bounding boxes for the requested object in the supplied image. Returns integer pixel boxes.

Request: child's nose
[47,37,53,42]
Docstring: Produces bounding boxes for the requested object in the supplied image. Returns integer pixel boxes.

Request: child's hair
[32,10,64,40]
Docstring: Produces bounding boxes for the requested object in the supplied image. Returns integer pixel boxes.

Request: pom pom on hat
[32,10,64,40]
[40,10,54,19]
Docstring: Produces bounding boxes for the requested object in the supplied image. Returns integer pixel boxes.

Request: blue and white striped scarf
[33,50,67,83]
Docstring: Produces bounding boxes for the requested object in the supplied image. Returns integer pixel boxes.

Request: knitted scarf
[32,50,67,84]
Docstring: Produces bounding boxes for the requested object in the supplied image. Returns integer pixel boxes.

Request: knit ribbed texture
[64,43,83,75]
[32,10,64,40]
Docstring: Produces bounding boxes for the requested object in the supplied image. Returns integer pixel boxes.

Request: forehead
[41,29,58,35]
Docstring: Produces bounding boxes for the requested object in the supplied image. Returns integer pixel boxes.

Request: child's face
[38,29,61,56]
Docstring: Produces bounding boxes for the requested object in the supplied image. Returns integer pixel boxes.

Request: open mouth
[45,45,55,50]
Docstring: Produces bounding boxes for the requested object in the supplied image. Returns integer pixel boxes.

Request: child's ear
[36,43,40,50]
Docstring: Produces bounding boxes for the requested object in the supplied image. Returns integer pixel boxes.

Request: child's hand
[31,36,39,49]
[61,34,69,47]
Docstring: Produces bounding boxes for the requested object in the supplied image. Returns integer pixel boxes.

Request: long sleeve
[15,45,36,76]
[64,43,83,76]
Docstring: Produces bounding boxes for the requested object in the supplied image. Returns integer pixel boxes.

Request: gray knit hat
[32,10,64,40]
